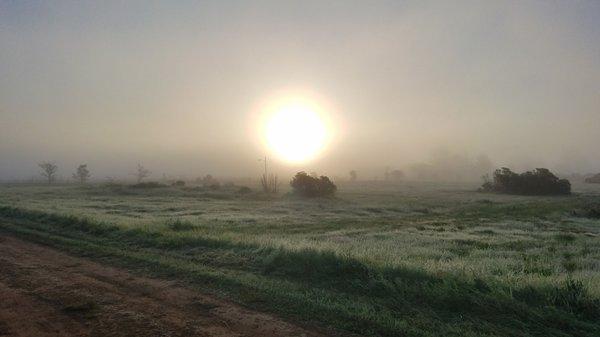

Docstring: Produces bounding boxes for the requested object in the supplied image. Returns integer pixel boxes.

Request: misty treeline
[346,151,493,182]
[37,162,149,185]
[36,162,94,184]
[32,154,596,197]
[407,151,493,182]
[585,173,600,184]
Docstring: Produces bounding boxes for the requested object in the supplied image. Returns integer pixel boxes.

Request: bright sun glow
[263,98,329,164]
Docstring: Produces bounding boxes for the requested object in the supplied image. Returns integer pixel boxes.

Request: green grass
[0,181,599,336]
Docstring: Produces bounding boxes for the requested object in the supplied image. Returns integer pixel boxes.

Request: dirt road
[0,235,332,337]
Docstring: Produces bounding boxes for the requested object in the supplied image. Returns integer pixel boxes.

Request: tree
[349,170,357,182]
[290,171,337,197]
[135,164,150,183]
[39,162,58,184]
[72,164,91,184]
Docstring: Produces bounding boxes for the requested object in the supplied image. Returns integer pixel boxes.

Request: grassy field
[0,181,599,336]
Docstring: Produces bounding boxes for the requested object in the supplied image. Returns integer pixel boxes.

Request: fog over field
[3,3,600,336]
[1,1,600,180]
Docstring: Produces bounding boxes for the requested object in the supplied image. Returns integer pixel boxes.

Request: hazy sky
[1,1,599,180]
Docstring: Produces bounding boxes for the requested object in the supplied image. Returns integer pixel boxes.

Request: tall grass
[1,205,599,336]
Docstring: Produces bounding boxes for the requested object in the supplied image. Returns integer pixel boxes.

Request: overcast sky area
[1,1,599,181]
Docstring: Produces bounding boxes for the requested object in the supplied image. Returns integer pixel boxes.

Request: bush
[480,167,570,195]
[238,186,252,194]
[290,172,337,197]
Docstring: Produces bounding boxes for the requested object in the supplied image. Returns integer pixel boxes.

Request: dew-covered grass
[1,181,599,336]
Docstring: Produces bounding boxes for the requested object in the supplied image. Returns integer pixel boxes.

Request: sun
[261,95,330,164]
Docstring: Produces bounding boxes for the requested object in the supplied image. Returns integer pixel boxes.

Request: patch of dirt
[0,235,335,337]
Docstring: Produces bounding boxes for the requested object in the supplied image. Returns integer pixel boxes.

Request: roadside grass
[1,203,599,337]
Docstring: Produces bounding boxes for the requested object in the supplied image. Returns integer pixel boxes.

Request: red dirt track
[0,235,332,337]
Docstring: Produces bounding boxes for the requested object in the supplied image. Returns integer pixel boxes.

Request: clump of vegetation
[238,186,252,194]
[584,173,600,184]
[61,300,100,318]
[552,279,600,318]
[571,203,600,219]
[260,173,278,194]
[480,167,571,195]
[290,171,336,197]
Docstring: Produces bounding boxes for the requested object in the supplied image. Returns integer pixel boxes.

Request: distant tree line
[408,151,493,181]
[585,173,600,184]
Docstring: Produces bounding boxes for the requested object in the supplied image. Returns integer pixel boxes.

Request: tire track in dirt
[0,235,336,337]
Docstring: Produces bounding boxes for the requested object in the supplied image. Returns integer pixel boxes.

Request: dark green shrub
[480,167,570,195]
[290,171,337,197]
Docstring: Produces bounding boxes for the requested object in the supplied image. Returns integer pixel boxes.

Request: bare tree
[39,162,58,184]
[134,164,150,183]
[72,164,91,184]
[258,156,277,193]
[349,170,357,182]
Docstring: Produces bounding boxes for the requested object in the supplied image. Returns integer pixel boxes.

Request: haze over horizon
[2,1,600,181]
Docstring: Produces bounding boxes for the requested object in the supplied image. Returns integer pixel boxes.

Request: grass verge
[0,205,598,337]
